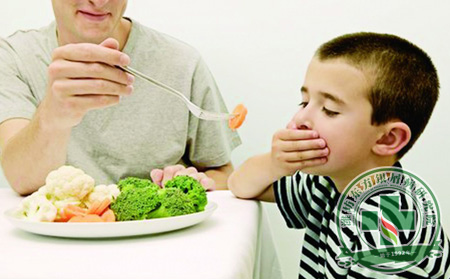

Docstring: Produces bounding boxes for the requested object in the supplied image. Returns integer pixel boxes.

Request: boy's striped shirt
[273,169,450,279]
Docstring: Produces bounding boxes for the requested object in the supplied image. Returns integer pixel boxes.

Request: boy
[228,33,449,278]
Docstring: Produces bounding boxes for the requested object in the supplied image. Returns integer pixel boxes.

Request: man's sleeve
[273,171,314,229]
[185,57,241,168]
[0,39,38,125]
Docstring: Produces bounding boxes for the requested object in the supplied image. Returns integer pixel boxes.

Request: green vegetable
[165,176,207,212]
[147,188,196,218]
[112,178,161,221]
[111,175,208,221]
[111,186,161,221]
[117,177,157,192]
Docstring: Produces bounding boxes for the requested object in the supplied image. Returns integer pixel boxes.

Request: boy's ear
[372,122,411,157]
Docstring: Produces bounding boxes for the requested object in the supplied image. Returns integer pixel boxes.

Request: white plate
[3,202,217,238]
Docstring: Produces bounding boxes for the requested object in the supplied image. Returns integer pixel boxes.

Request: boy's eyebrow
[301,86,346,105]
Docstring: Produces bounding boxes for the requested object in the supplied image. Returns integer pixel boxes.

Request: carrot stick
[68,214,104,222]
[63,204,87,219]
[94,198,111,216]
[87,200,101,215]
[101,209,116,222]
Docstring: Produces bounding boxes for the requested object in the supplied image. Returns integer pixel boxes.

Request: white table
[0,189,282,279]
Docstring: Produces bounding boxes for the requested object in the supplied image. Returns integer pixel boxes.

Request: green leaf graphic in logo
[379,210,399,246]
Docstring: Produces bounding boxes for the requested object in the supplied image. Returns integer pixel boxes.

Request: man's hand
[150,165,216,191]
[39,38,134,129]
[270,123,329,178]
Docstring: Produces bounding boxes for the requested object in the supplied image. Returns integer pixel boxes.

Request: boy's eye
[298,102,308,108]
[322,107,340,117]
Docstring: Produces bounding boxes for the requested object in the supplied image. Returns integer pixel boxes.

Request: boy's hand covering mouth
[270,124,329,178]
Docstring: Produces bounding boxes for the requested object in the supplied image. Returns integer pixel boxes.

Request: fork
[116,65,237,121]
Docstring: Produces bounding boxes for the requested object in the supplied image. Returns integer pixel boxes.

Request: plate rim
[3,201,218,238]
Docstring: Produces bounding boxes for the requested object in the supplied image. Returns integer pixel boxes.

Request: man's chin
[74,24,113,43]
[77,32,111,44]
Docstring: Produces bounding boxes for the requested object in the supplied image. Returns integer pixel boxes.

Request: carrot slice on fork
[228,104,247,130]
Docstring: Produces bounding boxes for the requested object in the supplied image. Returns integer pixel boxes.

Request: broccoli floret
[147,188,196,219]
[111,178,161,221]
[164,176,207,212]
[117,177,158,192]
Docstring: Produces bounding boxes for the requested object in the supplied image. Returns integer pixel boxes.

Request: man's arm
[0,116,70,195]
[203,162,233,190]
[0,38,133,195]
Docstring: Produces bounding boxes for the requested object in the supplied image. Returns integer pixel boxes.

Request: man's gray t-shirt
[0,19,241,185]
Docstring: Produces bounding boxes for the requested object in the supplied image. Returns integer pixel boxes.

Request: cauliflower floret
[19,192,57,222]
[45,165,95,200]
[85,184,120,206]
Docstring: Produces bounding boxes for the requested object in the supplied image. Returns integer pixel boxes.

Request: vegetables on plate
[16,165,118,223]
[15,166,208,223]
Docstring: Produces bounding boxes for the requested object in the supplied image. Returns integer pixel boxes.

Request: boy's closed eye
[322,107,340,117]
[298,102,340,117]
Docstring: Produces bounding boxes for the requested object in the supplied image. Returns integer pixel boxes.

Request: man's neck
[115,18,132,51]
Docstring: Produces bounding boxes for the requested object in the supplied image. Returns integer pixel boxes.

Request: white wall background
[1,1,450,278]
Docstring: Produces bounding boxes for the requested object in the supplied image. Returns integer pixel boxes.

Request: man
[0,0,240,195]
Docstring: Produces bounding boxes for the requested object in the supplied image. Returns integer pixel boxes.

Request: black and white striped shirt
[273,170,450,279]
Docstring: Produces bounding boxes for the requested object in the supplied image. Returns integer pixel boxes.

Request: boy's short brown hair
[316,32,439,158]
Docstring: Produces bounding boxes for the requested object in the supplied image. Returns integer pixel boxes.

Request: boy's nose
[298,124,310,130]
[290,110,313,130]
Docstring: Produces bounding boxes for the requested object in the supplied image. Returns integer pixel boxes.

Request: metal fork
[116,65,236,121]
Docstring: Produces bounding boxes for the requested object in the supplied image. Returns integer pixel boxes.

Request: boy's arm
[228,153,278,202]
[228,128,329,202]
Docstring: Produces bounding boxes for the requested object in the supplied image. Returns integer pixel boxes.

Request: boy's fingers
[284,148,329,162]
[275,129,318,141]
[281,138,326,152]
[52,43,130,66]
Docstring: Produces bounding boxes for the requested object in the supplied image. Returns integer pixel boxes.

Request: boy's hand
[270,126,329,178]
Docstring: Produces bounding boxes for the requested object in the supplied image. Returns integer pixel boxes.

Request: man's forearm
[228,153,279,201]
[1,111,71,195]
[204,162,234,190]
